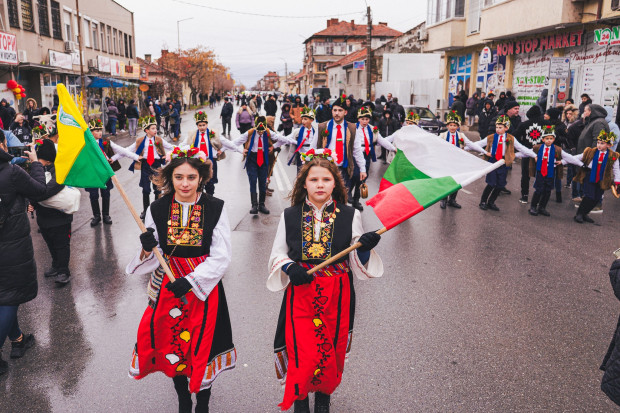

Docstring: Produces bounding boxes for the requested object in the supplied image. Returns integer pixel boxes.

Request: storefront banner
[122,64,140,79]
[110,59,123,76]
[512,50,552,116]
[594,26,620,47]
[49,50,72,70]
[479,47,492,65]
[497,31,583,57]
[71,51,85,66]
[97,56,110,73]
[0,31,18,65]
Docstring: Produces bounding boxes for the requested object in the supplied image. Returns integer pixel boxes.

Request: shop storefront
[447,54,471,106]
[476,46,506,97]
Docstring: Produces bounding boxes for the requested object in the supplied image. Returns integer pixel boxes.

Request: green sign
[594,26,620,46]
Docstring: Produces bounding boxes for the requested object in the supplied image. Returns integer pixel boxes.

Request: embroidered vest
[283,202,355,265]
[98,139,121,172]
[483,133,516,167]
[150,193,224,258]
[529,144,563,179]
[574,147,619,190]
[243,128,273,167]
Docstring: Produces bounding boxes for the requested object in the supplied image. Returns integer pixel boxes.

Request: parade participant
[438,112,487,209]
[279,107,318,173]
[572,130,620,224]
[85,119,139,227]
[404,111,420,126]
[476,115,536,211]
[523,125,582,217]
[129,116,174,220]
[231,116,288,215]
[181,111,235,196]
[126,148,235,413]
[351,105,396,211]
[316,95,366,197]
[268,152,383,413]
[514,105,548,204]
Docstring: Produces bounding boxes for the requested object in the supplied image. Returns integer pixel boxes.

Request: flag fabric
[367,125,503,230]
[55,83,114,189]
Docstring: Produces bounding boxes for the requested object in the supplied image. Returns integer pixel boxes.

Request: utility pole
[75,0,87,117]
[366,6,372,101]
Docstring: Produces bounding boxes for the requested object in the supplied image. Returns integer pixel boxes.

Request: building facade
[0,0,136,112]
[424,0,620,117]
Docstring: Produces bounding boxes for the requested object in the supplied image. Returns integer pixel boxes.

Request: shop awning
[88,77,138,88]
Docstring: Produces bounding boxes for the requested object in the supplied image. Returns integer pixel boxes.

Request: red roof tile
[326,48,367,69]
[306,20,402,42]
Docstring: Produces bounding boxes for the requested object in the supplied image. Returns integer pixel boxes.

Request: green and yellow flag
[55,83,114,189]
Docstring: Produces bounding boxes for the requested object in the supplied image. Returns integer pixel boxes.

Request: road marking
[461,189,472,195]
[273,161,285,191]
[276,157,293,191]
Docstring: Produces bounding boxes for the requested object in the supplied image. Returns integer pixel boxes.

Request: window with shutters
[483,0,506,6]
[113,29,118,54]
[21,0,35,31]
[467,0,482,34]
[100,25,106,52]
[8,0,20,28]
[82,18,90,47]
[38,0,50,36]
[51,1,62,39]
[427,0,465,25]
[92,23,98,50]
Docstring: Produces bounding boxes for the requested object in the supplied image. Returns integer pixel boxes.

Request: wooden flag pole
[111,175,188,304]
[307,227,388,275]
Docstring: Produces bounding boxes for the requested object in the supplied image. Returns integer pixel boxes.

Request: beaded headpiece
[446,111,461,126]
[88,118,103,131]
[300,148,335,164]
[597,130,616,144]
[496,115,511,128]
[405,111,420,124]
[194,111,208,124]
[139,116,157,131]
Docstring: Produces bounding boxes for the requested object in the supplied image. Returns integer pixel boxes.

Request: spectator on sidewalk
[605,106,620,152]
[23,98,38,128]
[451,94,466,125]
[390,97,405,125]
[478,100,497,138]
[578,93,592,117]
[106,101,119,136]
[577,104,609,154]
[10,114,32,144]
[126,100,139,137]
[0,99,16,130]
[466,93,479,127]
[117,99,127,133]
[315,97,332,124]
[279,102,293,135]
[291,96,304,128]
[236,102,254,134]
[264,95,278,117]
[220,97,234,136]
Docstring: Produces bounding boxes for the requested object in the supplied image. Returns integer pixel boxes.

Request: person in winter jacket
[466,93,479,127]
[279,102,294,135]
[562,104,579,126]
[220,97,234,136]
[390,97,406,125]
[605,106,620,152]
[23,98,38,128]
[236,103,254,134]
[291,96,304,127]
[495,92,507,112]
[315,97,332,124]
[451,95,466,124]
[579,93,592,117]
[601,259,620,407]
[117,99,127,132]
[344,97,358,124]
[514,105,549,203]
[264,95,278,117]
[126,100,139,137]
[377,109,400,162]
[106,101,119,136]
[9,114,32,144]
[544,107,568,202]
[577,104,610,154]
[0,99,16,130]
[478,100,497,138]
[0,132,47,375]
[29,140,73,286]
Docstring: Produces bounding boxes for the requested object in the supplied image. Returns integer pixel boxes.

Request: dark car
[402,105,447,135]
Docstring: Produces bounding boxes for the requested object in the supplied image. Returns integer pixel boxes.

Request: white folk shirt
[125,198,232,301]
[230,130,288,154]
[266,197,384,292]
[281,127,317,152]
[128,136,175,160]
[355,124,396,153]
[102,140,140,162]
[574,150,620,182]
[476,134,537,159]
[439,131,487,155]
[326,121,367,173]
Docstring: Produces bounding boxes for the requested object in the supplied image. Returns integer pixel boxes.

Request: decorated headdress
[300,107,315,120]
[357,106,373,119]
[541,124,556,137]
[139,115,157,131]
[32,124,51,139]
[170,146,207,162]
[446,111,461,126]
[405,111,420,124]
[255,116,267,132]
[332,94,348,109]
[597,130,616,144]
[194,111,208,124]
[496,115,511,128]
[300,148,334,164]
[88,118,103,131]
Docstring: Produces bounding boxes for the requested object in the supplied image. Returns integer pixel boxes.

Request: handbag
[39,172,81,214]
[360,183,369,199]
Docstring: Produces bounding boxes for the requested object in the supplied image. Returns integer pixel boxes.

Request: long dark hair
[153,157,212,196]
[289,158,348,206]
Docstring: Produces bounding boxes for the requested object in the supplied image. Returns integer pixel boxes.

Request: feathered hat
[32,124,51,139]
[496,114,511,128]
[541,124,555,137]
[300,107,315,120]
[194,110,208,124]
[446,111,461,126]
[597,130,617,144]
[88,118,103,131]
[255,115,267,132]
[139,116,157,131]
[357,106,373,119]
[405,111,420,124]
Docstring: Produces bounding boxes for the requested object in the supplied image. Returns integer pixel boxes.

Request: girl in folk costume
[268,152,384,413]
[351,105,396,211]
[181,111,236,196]
[125,149,235,413]
[475,115,536,212]
[278,107,318,173]
[128,116,175,219]
[438,112,487,209]
[85,119,140,227]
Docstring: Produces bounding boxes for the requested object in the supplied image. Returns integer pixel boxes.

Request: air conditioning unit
[17,50,27,62]
[64,41,78,52]
[417,30,428,41]
[87,58,97,69]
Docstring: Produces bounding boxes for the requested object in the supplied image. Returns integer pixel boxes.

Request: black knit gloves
[140,228,158,251]
[357,231,381,253]
[286,263,314,286]
[165,277,192,298]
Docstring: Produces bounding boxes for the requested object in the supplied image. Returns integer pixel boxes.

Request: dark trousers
[0,305,20,348]
[204,160,218,196]
[222,116,232,135]
[531,172,555,209]
[239,123,252,134]
[583,181,605,203]
[339,165,357,195]
[139,159,163,195]
[246,153,269,194]
[85,179,113,201]
[521,157,530,197]
[352,156,372,200]
[40,223,72,274]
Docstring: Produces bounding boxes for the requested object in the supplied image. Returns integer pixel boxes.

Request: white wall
[375,79,443,109]
[382,53,442,82]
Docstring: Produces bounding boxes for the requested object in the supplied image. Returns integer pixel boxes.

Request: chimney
[161,49,168,58]
[145,54,152,63]
[327,18,339,27]
[378,22,388,26]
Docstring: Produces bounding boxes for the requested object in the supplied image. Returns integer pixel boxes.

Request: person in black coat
[600,259,620,407]
[579,93,592,117]
[514,105,548,203]
[315,97,332,123]
[0,132,47,374]
[117,99,127,132]
[344,97,358,124]
[264,95,278,117]
[220,97,234,136]
[451,95,466,124]
[390,97,406,125]
[478,100,497,138]
[30,140,73,286]
[0,99,16,130]
[377,108,400,160]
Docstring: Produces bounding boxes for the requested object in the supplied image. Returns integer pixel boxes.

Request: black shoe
[487,203,500,211]
[102,215,113,225]
[90,215,102,227]
[258,193,270,214]
[500,188,511,195]
[55,273,71,285]
[352,200,364,211]
[555,192,562,203]
[44,267,59,278]
[447,200,461,209]
[537,208,550,217]
[258,204,270,214]
[519,196,528,204]
[315,392,331,413]
[440,199,447,209]
[573,214,584,223]
[10,334,35,359]
[583,215,594,223]
[528,207,538,216]
[0,357,7,376]
[479,202,488,210]
[250,193,258,214]
[294,397,310,413]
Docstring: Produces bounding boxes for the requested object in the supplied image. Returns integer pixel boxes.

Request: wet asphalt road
[2,103,620,413]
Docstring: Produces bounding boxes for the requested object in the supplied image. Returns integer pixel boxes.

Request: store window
[21,0,34,31]
[448,54,472,105]
[38,0,50,36]
[8,0,19,28]
[427,0,465,25]
[476,48,506,95]
[42,73,62,108]
[51,1,62,39]
[92,23,98,50]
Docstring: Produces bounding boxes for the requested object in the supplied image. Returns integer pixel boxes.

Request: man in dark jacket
[0,99,16,130]
[578,93,592,117]
[220,97,234,136]
[451,95,466,124]
[315,97,332,123]
[514,105,549,203]
[390,97,406,125]
[0,132,47,374]
[30,140,73,285]
[264,95,278,117]
[577,104,610,154]
[600,259,620,407]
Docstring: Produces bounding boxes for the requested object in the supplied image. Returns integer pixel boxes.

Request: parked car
[402,105,447,135]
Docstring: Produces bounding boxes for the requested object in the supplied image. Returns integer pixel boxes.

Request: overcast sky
[115,0,427,88]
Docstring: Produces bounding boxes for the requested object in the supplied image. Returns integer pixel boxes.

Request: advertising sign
[549,57,570,79]
[49,50,72,70]
[0,31,17,65]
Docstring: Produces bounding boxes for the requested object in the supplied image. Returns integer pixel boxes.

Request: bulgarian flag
[54,84,114,189]
[367,126,503,230]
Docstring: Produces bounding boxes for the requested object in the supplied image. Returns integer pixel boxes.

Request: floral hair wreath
[171,146,207,162]
[300,148,335,164]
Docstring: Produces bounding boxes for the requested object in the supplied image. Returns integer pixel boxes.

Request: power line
[171,0,364,19]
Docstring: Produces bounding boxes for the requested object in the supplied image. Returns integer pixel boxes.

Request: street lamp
[177,18,193,52]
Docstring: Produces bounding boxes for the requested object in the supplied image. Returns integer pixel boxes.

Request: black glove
[286,263,314,286]
[140,228,158,251]
[357,231,381,253]
[165,277,192,298]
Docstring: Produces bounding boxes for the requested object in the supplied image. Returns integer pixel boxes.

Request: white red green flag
[367,126,504,229]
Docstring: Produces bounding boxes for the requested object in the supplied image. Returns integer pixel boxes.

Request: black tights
[480,185,501,205]
[173,376,211,413]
